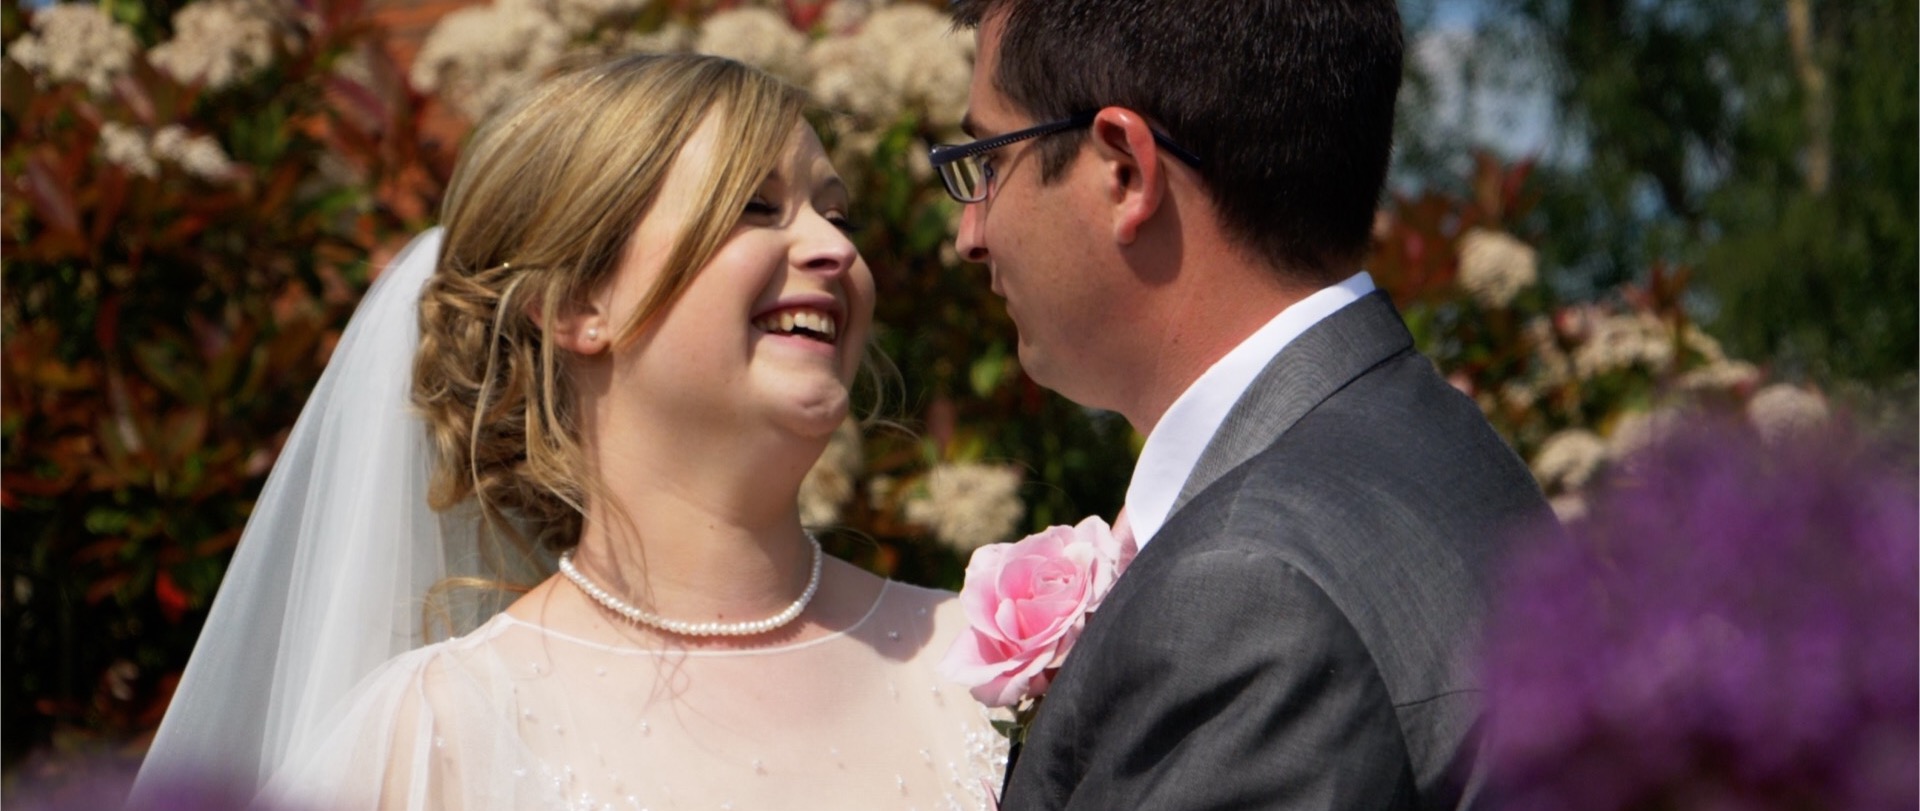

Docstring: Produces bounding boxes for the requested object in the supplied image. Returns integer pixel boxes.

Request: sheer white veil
[129,228,528,803]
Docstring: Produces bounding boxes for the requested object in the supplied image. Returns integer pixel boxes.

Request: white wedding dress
[265,582,1003,811]
[128,229,1003,810]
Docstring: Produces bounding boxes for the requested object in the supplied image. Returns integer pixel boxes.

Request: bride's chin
[766,387,852,439]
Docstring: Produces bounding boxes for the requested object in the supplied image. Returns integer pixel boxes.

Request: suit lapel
[1170,291,1414,514]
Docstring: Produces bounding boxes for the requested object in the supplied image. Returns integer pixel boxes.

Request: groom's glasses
[929,111,1204,203]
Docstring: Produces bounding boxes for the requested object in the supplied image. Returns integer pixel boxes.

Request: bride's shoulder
[348,613,523,702]
[873,577,962,623]
[830,563,970,654]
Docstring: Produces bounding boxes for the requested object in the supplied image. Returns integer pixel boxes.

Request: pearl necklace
[556,533,823,637]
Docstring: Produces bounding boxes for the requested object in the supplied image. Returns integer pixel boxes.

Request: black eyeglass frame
[928,111,1204,203]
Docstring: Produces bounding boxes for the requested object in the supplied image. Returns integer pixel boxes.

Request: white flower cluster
[903,462,1025,553]
[1571,312,1676,379]
[1676,359,1761,393]
[808,3,972,134]
[9,3,140,95]
[695,8,811,86]
[1496,301,1762,415]
[1606,407,1688,463]
[97,122,239,182]
[1531,404,1698,520]
[148,0,291,91]
[1745,384,1829,446]
[155,126,240,180]
[409,0,972,148]
[1547,493,1587,523]
[1456,228,1537,309]
[1530,429,1606,493]
[98,122,159,177]
[410,0,575,123]
[1532,382,1831,522]
[1530,428,1609,523]
[1571,310,1744,386]
[798,419,864,526]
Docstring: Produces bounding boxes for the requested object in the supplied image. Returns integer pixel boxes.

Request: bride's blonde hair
[412,54,811,557]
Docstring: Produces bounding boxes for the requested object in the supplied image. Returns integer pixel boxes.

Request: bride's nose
[791,211,857,276]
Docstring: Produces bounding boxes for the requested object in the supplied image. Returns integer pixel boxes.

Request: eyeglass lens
[939,156,987,202]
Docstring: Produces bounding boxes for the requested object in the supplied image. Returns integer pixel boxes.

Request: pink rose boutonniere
[938,514,1137,744]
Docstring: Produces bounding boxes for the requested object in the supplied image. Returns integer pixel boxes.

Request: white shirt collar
[1122,271,1376,549]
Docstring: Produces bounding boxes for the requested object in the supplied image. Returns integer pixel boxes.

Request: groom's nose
[955,200,990,265]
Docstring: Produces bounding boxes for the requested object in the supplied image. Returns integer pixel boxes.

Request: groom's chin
[1018,347,1124,417]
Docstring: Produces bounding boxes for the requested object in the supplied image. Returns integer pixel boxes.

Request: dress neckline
[487,579,895,657]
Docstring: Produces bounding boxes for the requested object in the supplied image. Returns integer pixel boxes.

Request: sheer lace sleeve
[264,622,544,811]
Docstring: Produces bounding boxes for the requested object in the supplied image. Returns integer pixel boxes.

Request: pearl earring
[586,327,600,341]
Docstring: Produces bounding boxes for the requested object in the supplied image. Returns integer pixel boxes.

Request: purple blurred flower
[1485,418,1918,811]
[3,749,257,811]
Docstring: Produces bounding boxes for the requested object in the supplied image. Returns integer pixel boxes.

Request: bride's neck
[568,422,825,627]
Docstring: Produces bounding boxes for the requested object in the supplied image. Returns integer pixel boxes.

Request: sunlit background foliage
[2,0,1913,797]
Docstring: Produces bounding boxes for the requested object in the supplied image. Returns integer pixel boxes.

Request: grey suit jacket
[1000,291,1552,811]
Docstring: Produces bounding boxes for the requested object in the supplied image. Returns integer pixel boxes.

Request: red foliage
[1,0,452,758]
[1368,153,1539,307]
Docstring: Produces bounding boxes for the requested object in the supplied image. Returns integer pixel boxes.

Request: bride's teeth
[753,308,838,341]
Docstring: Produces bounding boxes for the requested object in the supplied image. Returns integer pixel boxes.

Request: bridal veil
[129,228,514,801]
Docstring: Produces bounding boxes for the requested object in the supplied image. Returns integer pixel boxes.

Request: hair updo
[411,53,811,554]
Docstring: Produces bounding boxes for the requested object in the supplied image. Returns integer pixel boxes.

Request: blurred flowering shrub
[1369,154,1826,522]
[1,0,449,761]
[1483,418,1918,811]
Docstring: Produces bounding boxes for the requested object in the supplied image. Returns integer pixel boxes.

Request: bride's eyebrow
[814,176,850,206]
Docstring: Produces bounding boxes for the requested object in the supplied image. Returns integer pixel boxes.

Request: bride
[130,54,1002,810]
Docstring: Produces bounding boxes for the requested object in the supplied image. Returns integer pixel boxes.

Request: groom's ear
[1087,106,1167,246]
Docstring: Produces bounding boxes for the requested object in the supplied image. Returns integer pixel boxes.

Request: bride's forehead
[762,127,844,189]
[657,113,728,185]
[648,114,844,206]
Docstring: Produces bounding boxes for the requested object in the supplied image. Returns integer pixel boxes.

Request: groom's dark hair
[950,0,1403,284]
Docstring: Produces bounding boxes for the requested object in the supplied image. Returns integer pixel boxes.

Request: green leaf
[84,506,131,535]
[990,719,1028,745]
[969,343,1008,398]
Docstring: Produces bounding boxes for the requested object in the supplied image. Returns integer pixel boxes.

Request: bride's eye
[825,210,863,235]
[743,197,780,218]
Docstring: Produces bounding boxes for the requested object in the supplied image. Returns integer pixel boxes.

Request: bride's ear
[528,290,611,356]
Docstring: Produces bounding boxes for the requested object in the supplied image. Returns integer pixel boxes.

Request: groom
[936,0,1553,808]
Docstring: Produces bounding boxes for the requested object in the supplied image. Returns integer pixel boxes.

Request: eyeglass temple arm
[929,112,1098,166]
[928,111,1202,167]
[1148,132,1203,168]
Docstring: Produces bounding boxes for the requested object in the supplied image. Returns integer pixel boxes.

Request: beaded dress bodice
[265,581,1004,811]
